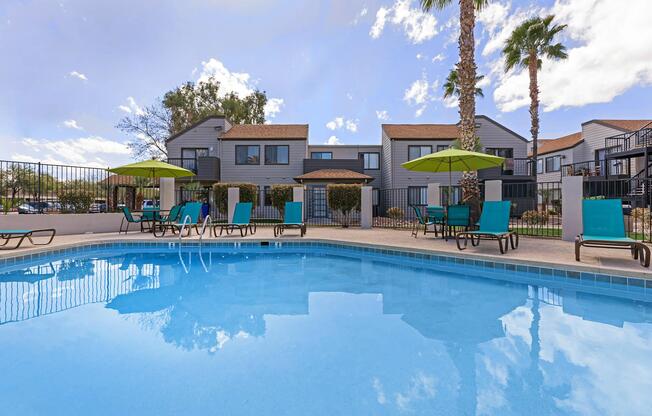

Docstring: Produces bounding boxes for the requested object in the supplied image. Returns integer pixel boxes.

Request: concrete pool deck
[2,227,651,279]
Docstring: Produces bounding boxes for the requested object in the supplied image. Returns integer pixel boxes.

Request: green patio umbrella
[108,159,195,179]
[401,148,504,204]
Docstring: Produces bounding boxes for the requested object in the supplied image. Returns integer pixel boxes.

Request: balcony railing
[605,124,652,155]
[167,157,220,181]
[561,159,630,177]
[167,157,198,173]
[478,158,533,180]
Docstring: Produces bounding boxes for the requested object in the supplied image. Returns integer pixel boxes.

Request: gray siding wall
[536,147,575,183]
[219,140,308,186]
[166,118,226,158]
[575,122,624,163]
[476,117,528,158]
[308,145,383,187]
[390,139,459,188]
[381,130,392,189]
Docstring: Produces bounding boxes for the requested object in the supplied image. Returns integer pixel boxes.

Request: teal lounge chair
[445,204,471,240]
[174,202,203,237]
[119,206,149,234]
[0,229,56,250]
[576,199,650,267]
[274,202,306,237]
[214,202,256,237]
[456,201,517,254]
[411,206,437,237]
[152,204,182,237]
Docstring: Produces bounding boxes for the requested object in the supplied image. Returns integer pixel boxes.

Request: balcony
[605,125,652,159]
[303,158,364,174]
[167,156,220,182]
[561,159,630,179]
[478,158,534,181]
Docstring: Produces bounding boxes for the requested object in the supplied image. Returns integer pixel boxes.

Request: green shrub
[327,184,361,227]
[270,184,297,216]
[58,189,94,213]
[522,209,549,226]
[387,207,404,220]
[212,183,258,215]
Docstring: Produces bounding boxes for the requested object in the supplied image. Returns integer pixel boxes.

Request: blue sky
[1,0,650,167]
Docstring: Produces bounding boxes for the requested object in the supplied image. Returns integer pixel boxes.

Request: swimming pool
[1,242,651,415]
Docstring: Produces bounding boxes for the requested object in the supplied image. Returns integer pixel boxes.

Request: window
[235,145,260,165]
[537,159,543,174]
[545,155,561,172]
[485,148,513,158]
[311,152,332,159]
[408,145,432,161]
[180,148,208,171]
[359,152,380,170]
[265,145,289,165]
[436,144,450,152]
[408,186,427,206]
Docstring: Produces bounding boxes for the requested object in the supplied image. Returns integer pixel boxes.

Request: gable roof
[165,115,226,143]
[294,169,373,182]
[583,119,652,132]
[221,124,309,140]
[535,132,583,156]
[382,124,459,140]
[475,115,528,142]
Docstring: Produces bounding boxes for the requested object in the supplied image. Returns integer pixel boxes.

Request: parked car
[18,202,41,214]
[142,200,159,209]
[89,202,107,213]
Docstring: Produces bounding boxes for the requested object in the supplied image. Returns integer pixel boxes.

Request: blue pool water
[1,244,651,415]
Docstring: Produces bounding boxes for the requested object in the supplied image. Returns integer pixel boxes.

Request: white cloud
[370,0,438,44]
[416,53,424,60]
[404,75,441,117]
[62,120,83,130]
[197,58,285,119]
[431,53,446,63]
[442,95,458,108]
[326,116,358,132]
[325,135,342,145]
[345,119,358,132]
[353,7,368,25]
[14,136,131,167]
[346,92,353,100]
[118,96,144,116]
[489,0,652,112]
[376,110,390,121]
[69,71,88,81]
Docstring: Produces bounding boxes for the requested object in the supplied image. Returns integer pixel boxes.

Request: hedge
[327,184,361,227]
[270,184,297,216]
[58,189,94,213]
[212,183,258,215]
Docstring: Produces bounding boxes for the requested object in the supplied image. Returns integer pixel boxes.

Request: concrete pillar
[159,178,175,210]
[427,183,441,206]
[562,176,583,242]
[484,180,503,202]
[227,187,239,223]
[292,186,305,221]
[361,186,372,229]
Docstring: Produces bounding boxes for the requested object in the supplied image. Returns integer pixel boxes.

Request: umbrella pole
[448,157,452,207]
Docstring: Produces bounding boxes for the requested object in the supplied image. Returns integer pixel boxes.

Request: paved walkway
[2,227,651,278]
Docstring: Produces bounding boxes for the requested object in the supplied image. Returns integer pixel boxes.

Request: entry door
[311,186,327,218]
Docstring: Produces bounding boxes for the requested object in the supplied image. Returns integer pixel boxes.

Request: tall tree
[421,0,489,204]
[503,15,567,182]
[443,68,485,99]
[118,76,268,159]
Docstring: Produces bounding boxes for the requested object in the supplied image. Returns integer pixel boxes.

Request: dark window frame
[537,158,543,174]
[485,147,514,158]
[545,155,561,173]
[408,145,432,161]
[436,144,450,152]
[358,152,380,170]
[311,152,333,159]
[235,145,260,165]
[264,145,289,165]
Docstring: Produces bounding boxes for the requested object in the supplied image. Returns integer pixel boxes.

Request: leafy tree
[118,76,268,159]
[443,68,484,99]
[270,184,296,217]
[421,0,490,205]
[503,15,567,183]
[327,184,361,227]
[0,165,36,210]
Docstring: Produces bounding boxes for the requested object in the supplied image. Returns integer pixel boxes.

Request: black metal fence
[503,181,562,238]
[304,187,360,227]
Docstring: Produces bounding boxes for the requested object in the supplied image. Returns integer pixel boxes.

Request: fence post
[562,176,583,242]
[427,183,440,206]
[293,186,305,221]
[160,178,175,211]
[361,186,372,229]
[228,187,240,223]
[484,180,502,202]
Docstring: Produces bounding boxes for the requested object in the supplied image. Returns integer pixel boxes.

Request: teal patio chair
[213,202,256,237]
[174,202,203,237]
[411,206,437,237]
[0,229,56,250]
[576,199,650,267]
[427,205,446,237]
[152,204,182,237]
[274,202,306,237]
[445,204,471,240]
[119,206,149,234]
[455,201,517,254]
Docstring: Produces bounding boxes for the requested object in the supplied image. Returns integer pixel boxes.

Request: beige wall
[0,213,124,236]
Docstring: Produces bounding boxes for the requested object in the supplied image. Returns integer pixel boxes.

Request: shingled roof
[221,124,309,140]
[294,169,373,183]
[535,132,583,156]
[588,120,652,132]
[382,124,459,140]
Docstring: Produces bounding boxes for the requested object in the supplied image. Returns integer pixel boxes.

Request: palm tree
[503,15,567,182]
[421,0,489,205]
[443,68,485,99]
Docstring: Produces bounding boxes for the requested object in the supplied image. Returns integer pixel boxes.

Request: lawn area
[513,226,562,237]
